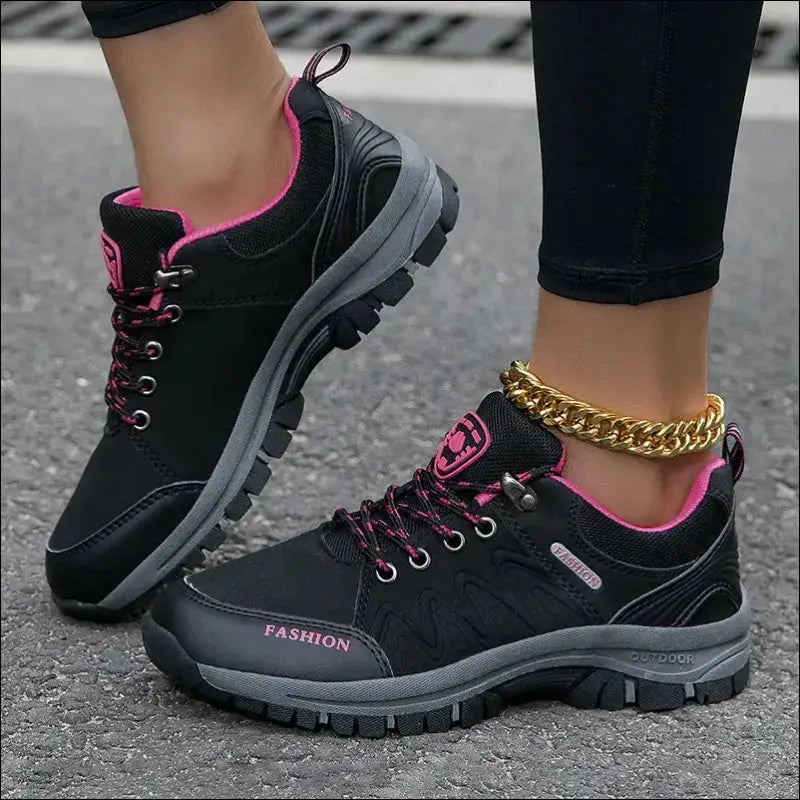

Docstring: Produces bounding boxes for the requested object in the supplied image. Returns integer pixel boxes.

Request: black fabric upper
[576,467,733,568]
[157,393,742,679]
[51,81,333,550]
[190,527,361,625]
[48,77,405,604]
[322,392,564,563]
[98,194,187,288]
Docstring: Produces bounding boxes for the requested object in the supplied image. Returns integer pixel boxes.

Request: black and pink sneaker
[142,392,750,737]
[46,45,459,621]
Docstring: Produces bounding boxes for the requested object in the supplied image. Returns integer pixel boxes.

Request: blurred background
[2,2,798,799]
[1,0,798,68]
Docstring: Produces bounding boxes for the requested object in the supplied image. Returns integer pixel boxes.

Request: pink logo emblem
[100,231,123,289]
[433,411,491,480]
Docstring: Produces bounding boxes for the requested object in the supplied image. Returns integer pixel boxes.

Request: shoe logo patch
[550,542,602,590]
[264,623,351,652]
[433,411,491,480]
[100,231,123,289]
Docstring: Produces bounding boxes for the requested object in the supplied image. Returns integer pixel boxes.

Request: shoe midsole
[99,134,443,611]
[192,591,751,716]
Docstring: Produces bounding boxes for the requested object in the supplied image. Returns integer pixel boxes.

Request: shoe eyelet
[137,375,157,395]
[474,516,497,539]
[164,304,182,324]
[443,530,465,552]
[375,562,398,583]
[146,341,163,360]
[133,410,151,431]
[408,548,431,570]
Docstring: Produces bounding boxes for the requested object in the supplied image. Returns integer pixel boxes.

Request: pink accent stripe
[165,77,302,263]
[552,458,726,533]
[115,187,141,206]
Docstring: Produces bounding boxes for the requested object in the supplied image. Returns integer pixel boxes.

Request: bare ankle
[101,0,295,228]
[137,73,294,227]
[558,435,715,527]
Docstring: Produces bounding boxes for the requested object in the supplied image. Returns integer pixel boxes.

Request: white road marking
[299,0,531,16]
[1,41,797,120]
[300,0,799,25]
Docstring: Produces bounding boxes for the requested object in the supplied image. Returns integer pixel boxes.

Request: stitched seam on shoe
[570,498,691,576]
[313,94,346,279]
[52,483,204,555]
[494,503,604,625]
[672,581,739,626]
[355,156,402,235]
[127,430,179,482]
[354,559,374,630]
[612,514,735,625]
[184,581,393,677]
[221,187,331,263]
[180,295,299,309]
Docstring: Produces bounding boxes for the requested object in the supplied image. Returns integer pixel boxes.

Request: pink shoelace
[333,468,490,576]
[104,284,177,427]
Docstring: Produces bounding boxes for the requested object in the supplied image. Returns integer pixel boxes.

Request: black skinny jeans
[81,0,763,305]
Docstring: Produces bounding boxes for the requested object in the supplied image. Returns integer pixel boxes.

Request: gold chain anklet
[500,361,725,458]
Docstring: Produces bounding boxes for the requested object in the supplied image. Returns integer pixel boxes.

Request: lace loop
[334,463,554,574]
[334,468,489,570]
[104,283,176,426]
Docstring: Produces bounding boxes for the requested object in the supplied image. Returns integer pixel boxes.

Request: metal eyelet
[146,341,163,360]
[408,548,431,570]
[443,530,465,552]
[375,562,398,583]
[133,410,151,431]
[164,304,182,324]
[474,516,497,539]
[137,375,157,395]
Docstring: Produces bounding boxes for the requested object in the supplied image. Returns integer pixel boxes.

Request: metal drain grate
[1,0,798,70]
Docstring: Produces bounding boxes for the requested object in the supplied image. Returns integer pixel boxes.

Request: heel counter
[613,467,743,626]
[357,159,401,232]
[333,100,402,234]
[312,92,403,271]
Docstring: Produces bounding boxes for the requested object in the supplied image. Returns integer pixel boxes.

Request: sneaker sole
[55,135,458,622]
[141,590,751,738]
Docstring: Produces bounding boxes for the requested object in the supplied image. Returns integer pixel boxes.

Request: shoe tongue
[99,189,189,289]
[430,392,564,485]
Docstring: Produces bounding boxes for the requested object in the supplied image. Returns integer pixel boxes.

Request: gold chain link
[500,361,725,458]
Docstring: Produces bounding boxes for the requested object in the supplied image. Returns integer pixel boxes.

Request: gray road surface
[1,72,798,799]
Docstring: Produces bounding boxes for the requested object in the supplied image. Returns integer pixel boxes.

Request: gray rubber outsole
[142,590,751,738]
[62,136,458,620]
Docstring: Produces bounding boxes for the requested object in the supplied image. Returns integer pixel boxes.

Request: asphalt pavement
[1,71,798,799]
